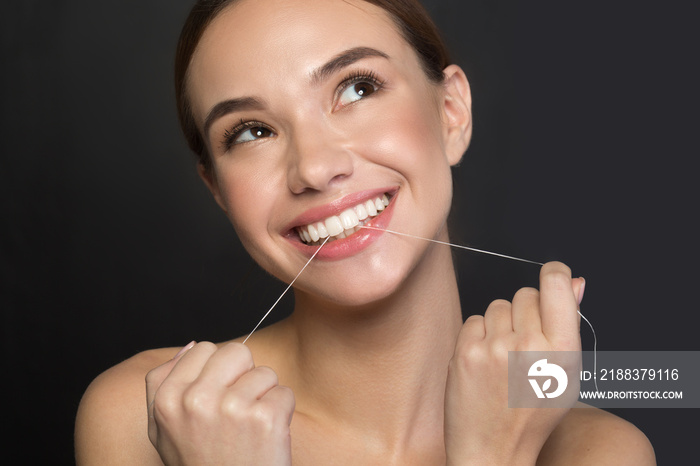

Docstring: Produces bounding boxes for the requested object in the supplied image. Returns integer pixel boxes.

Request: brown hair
[175,0,451,171]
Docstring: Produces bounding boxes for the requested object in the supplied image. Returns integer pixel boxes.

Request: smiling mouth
[295,193,392,246]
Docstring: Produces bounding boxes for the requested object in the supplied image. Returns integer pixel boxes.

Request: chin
[293,251,417,310]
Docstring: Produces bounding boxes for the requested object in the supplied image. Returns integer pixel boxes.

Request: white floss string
[360,225,545,266]
[362,225,599,391]
[579,310,599,392]
[242,226,599,391]
[242,236,330,344]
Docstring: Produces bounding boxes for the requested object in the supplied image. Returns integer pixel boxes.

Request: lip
[284,186,398,231]
[283,187,398,261]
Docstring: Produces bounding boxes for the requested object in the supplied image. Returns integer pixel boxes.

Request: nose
[286,123,354,194]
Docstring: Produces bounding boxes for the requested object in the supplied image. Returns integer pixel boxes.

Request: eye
[222,120,275,151]
[235,126,273,143]
[338,80,377,106]
[335,70,384,109]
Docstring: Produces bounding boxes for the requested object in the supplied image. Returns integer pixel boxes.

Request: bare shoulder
[538,403,656,465]
[75,347,178,466]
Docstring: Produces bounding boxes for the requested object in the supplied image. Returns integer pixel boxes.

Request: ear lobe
[441,65,473,166]
[197,163,228,212]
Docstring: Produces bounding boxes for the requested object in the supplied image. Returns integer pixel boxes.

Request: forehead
[188,0,415,120]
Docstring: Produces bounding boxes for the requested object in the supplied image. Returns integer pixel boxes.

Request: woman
[75,0,655,464]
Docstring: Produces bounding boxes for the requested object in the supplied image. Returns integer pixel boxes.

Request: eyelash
[334,69,386,105]
[220,68,386,152]
[222,119,272,151]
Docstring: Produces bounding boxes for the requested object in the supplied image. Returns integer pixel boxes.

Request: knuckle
[145,367,159,385]
[252,402,282,433]
[514,287,539,301]
[464,314,483,323]
[488,339,511,364]
[460,314,484,336]
[454,340,486,369]
[145,361,171,387]
[221,395,245,419]
[486,299,511,313]
[153,385,180,420]
[276,385,295,403]
[182,384,214,415]
[515,334,542,352]
[254,366,279,385]
[226,342,255,368]
[195,341,219,355]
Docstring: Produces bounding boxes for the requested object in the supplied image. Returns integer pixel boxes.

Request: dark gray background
[2,0,697,463]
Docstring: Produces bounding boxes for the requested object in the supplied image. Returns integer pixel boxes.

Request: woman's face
[188,0,470,306]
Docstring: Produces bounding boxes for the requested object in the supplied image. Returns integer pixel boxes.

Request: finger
[539,262,579,348]
[460,314,486,341]
[511,287,542,335]
[220,380,295,430]
[259,385,296,426]
[572,277,585,306]
[228,366,280,402]
[571,277,586,328]
[483,299,513,337]
[454,314,485,352]
[148,342,220,445]
[194,342,255,389]
[172,340,198,360]
[146,341,196,416]
[164,341,220,385]
[146,341,196,444]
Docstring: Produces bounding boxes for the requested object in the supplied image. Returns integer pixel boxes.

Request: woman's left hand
[444,261,585,465]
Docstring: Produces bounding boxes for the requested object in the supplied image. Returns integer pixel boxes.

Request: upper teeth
[297,194,390,244]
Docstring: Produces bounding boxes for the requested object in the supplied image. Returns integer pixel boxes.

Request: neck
[278,231,463,453]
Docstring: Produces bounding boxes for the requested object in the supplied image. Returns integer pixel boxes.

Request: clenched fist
[444,262,585,465]
[146,342,294,465]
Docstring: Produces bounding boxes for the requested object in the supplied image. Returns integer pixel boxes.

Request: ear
[197,163,228,212]
[440,65,472,166]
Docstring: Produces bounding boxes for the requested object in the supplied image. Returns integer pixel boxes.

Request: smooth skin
[75,0,655,464]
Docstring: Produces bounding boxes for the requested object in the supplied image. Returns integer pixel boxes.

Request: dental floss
[579,311,599,392]
[242,236,330,344]
[361,224,599,390]
[242,225,599,391]
[360,225,544,265]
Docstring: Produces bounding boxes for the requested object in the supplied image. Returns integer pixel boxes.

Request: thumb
[146,341,196,416]
[571,277,586,328]
[571,277,586,307]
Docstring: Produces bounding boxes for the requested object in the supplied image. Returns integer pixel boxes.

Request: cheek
[214,162,277,243]
[350,92,451,193]
[216,166,290,279]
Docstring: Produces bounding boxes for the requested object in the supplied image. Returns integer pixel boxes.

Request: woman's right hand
[146,341,295,466]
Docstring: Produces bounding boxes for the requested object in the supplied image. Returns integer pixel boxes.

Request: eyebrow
[202,47,390,137]
[310,46,390,85]
[203,97,265,137]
